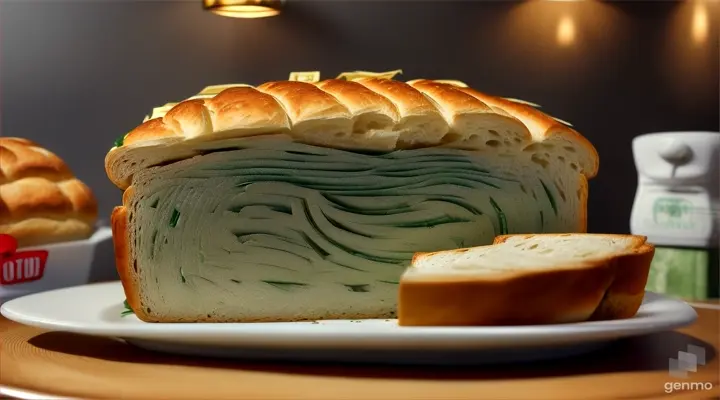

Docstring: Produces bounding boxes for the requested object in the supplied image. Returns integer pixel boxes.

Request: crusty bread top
[0,137,98,246]
[105,75,599,189]
[1,137,75,184]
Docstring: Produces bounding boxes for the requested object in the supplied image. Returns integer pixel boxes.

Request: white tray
[0,227,113,305]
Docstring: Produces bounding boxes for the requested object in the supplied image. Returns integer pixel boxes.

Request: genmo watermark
[663,344,716,394]
[664,381,715,394]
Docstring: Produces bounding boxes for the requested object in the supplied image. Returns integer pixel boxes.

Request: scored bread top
[0,137,98,247]
[105,76,599,190]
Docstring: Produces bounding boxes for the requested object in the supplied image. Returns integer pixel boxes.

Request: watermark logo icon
[669,344,706,379]
[664,344,714,394]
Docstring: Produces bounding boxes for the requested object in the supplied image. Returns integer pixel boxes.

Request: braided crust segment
[106,79,599,189]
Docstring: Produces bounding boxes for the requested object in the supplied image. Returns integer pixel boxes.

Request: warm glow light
[556,15,576,46]
[691,1,709,44]
[203,0,283,19]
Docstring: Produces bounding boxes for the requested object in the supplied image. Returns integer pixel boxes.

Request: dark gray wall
[2,0,718,234]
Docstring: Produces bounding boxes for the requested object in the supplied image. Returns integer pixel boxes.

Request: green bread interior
[124,138,576,319]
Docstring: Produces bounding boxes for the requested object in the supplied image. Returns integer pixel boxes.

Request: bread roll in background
[0,137,98,248]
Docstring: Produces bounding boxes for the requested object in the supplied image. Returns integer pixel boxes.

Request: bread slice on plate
[398,233,655,326]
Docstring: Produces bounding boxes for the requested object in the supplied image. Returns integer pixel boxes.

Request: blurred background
[1,0,718,235]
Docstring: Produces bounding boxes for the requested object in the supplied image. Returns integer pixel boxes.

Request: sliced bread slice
[398,233,654,326]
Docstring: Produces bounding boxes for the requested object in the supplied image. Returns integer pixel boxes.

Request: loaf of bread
[0,137,98,248]
[399,234,654,326]
[106,73,599,323]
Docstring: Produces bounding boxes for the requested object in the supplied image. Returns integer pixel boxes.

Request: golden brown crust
[111,205,147,320]
[162,99,213,139]
[0,138,73,183]
[355,78,442,120]
[105,77,599,189]
[205,87,290,135]
[398,234,653,326]
[578,173,589,232]
[459,87,599,178]
[256,81,351,123]
[0,138,98,248]
[108,88,292,189]
[1,178,80,220]
[315,79,400,122]
[399,264,615,326]
[121,185,135,207]
[589,243,654,320]
[407,79,493,115]
[407,79,533,149]
[0,219,95,248]
[123,118,180,147]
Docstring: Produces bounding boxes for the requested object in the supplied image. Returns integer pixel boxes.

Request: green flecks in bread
[169,209,181,227]
[389,215,473,228]
[450,237,467,247]
[325,214,373,238]
[540,179,558,215]
[321,193,412,216]
[333,260,367,272]
[121,299,134,317]
[113,134,125,148]
[344,284,371,292]
[149,231,158,259]
[488,196,508,235]
[298,231,331,258]
[262,280,309,291]
[128,140,580,319]
[299,199,411,264]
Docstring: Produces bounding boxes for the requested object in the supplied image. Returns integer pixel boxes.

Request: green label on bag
[652,197,695,230]
[645,247,719,300]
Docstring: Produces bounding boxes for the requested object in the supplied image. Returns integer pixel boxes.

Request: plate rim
[0,281,699,349]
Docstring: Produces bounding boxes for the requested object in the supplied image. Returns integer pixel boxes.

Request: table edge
[687,302,720,311]
[0,385,75,400]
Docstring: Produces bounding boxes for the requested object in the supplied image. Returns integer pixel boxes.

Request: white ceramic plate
[0,281,698,365]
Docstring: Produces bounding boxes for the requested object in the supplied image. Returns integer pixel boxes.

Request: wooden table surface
[1,301,719,400]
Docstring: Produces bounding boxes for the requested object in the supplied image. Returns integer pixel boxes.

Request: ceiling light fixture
[203,0,283,19]
[556,15,576,46]
[691,0,709,45]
